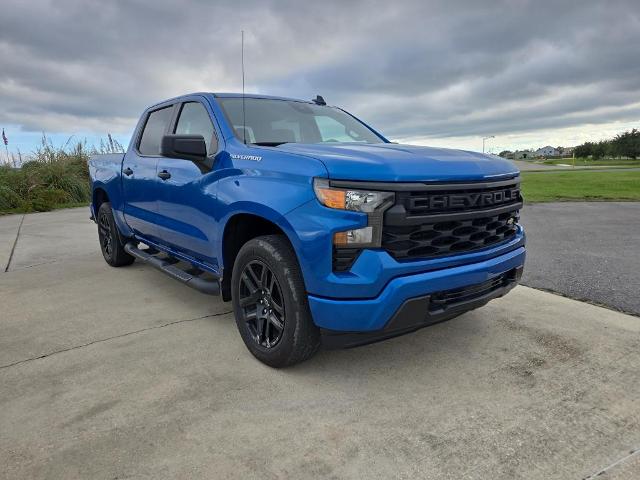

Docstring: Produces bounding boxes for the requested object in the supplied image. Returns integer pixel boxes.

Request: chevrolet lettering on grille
[410,187,520,211]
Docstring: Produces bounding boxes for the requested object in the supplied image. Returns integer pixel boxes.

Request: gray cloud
[1,0,639,143]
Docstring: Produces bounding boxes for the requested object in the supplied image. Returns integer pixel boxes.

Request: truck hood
[276,143,519,182]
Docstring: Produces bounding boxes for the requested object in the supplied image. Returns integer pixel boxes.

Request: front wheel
[97,202,135,267]
[231,235,320,367]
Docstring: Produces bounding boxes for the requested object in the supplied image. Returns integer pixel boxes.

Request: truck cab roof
[147,92,319,110]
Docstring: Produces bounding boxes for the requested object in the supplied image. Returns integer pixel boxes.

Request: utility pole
[482,135,495,153]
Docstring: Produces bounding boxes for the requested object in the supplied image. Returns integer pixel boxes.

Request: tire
[231,235,320,367]
[97,202,135,267]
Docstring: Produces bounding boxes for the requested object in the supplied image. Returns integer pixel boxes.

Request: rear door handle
[123,167,133,176]
[157,170,171,180]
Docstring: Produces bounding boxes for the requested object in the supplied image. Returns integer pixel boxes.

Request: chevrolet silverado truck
[89,92,525,367]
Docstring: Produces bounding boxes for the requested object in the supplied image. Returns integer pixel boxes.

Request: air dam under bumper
[309,247,525,349]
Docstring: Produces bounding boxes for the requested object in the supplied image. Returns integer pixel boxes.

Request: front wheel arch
[220,212,299,302]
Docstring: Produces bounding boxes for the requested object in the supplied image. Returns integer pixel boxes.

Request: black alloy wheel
[238,260,286,348]
[98,209,114,258]
[96,202,135,267]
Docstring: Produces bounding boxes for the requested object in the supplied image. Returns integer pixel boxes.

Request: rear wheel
[231,235,320,367]
[97,202,135,267]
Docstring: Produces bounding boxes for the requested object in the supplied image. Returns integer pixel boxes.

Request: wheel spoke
[99,214,109,230]
[257,317,266,340]
[271,298,284,315]
[268,313,283,331]
[247,264,262,289]
[260,264,268,288]
[264,318,271,345]
[268,272,276,295]
[239,291,260,308]
[241,271,258,293]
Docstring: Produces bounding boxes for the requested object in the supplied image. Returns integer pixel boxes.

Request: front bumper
[308,246,525,346]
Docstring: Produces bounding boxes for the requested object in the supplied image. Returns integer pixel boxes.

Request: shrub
[0,184,23,211]
[29,188,72,212]
[0,136,94,214]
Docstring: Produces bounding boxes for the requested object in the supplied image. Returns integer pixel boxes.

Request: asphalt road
[509,159,563,171]
[520,202,640,316]
[1,208,640,479]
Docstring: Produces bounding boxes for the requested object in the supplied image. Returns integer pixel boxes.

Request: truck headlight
[314,179,394,213]
[313,178,394,248]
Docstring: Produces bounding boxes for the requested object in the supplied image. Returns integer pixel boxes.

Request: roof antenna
[312,95,326,106]
[241,30,247,145]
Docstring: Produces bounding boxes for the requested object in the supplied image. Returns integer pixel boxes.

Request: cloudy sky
[1,0,639,155]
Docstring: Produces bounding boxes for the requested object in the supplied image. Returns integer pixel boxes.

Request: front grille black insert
[382,179,522,260]
[383,210,519,259]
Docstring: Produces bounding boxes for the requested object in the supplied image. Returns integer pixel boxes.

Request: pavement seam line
[583,447,640,479]
[0,310,233,370]
[4,214,25,272]
[520,283,640,319]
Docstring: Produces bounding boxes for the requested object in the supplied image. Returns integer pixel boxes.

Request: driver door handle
[123,167,133,176]
[157,170,172,181]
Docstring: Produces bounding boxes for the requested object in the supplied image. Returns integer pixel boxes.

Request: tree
[574,142,593,158]
[613,128,640,159]
[592,141,607,160]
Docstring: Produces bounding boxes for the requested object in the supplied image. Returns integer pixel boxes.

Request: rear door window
[138,106,174,155]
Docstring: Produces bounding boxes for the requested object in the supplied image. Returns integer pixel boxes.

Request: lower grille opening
[429,270,515,312]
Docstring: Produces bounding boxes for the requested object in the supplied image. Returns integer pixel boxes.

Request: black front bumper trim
[320,266,523,349]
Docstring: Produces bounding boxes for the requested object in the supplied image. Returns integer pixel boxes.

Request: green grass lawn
[521,170,640,202]
[542,158,640,167]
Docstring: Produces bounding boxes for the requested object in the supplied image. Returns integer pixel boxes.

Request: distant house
[558,146,574,156]
[535,146,560,157]
[514,150,536,160]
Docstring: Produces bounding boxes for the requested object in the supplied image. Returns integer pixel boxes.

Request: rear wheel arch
[93,187,109,215]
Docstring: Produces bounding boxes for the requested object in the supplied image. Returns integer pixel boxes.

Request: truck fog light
[333,227,373,246]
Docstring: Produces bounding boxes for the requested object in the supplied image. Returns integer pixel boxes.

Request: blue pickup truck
[89,92,525,367]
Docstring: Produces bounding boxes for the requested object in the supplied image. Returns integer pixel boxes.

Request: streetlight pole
[482,135,495,153]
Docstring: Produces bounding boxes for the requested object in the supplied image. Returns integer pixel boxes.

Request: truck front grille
[382,179,522,261]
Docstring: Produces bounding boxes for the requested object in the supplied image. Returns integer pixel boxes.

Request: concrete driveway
[1,208,639,479]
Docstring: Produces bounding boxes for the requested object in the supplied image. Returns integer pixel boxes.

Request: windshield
[217,97,385,146]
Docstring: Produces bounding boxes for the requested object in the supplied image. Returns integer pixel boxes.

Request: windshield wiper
[252,141,290,147]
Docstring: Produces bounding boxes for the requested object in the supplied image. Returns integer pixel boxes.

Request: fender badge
[231,154,262,162]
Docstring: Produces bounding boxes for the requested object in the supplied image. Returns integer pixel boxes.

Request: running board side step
[124,242,220,295]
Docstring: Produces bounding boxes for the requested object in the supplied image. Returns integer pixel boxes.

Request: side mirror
[160,134,207,162]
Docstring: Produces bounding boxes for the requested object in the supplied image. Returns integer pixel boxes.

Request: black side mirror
[160,134,207,162]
